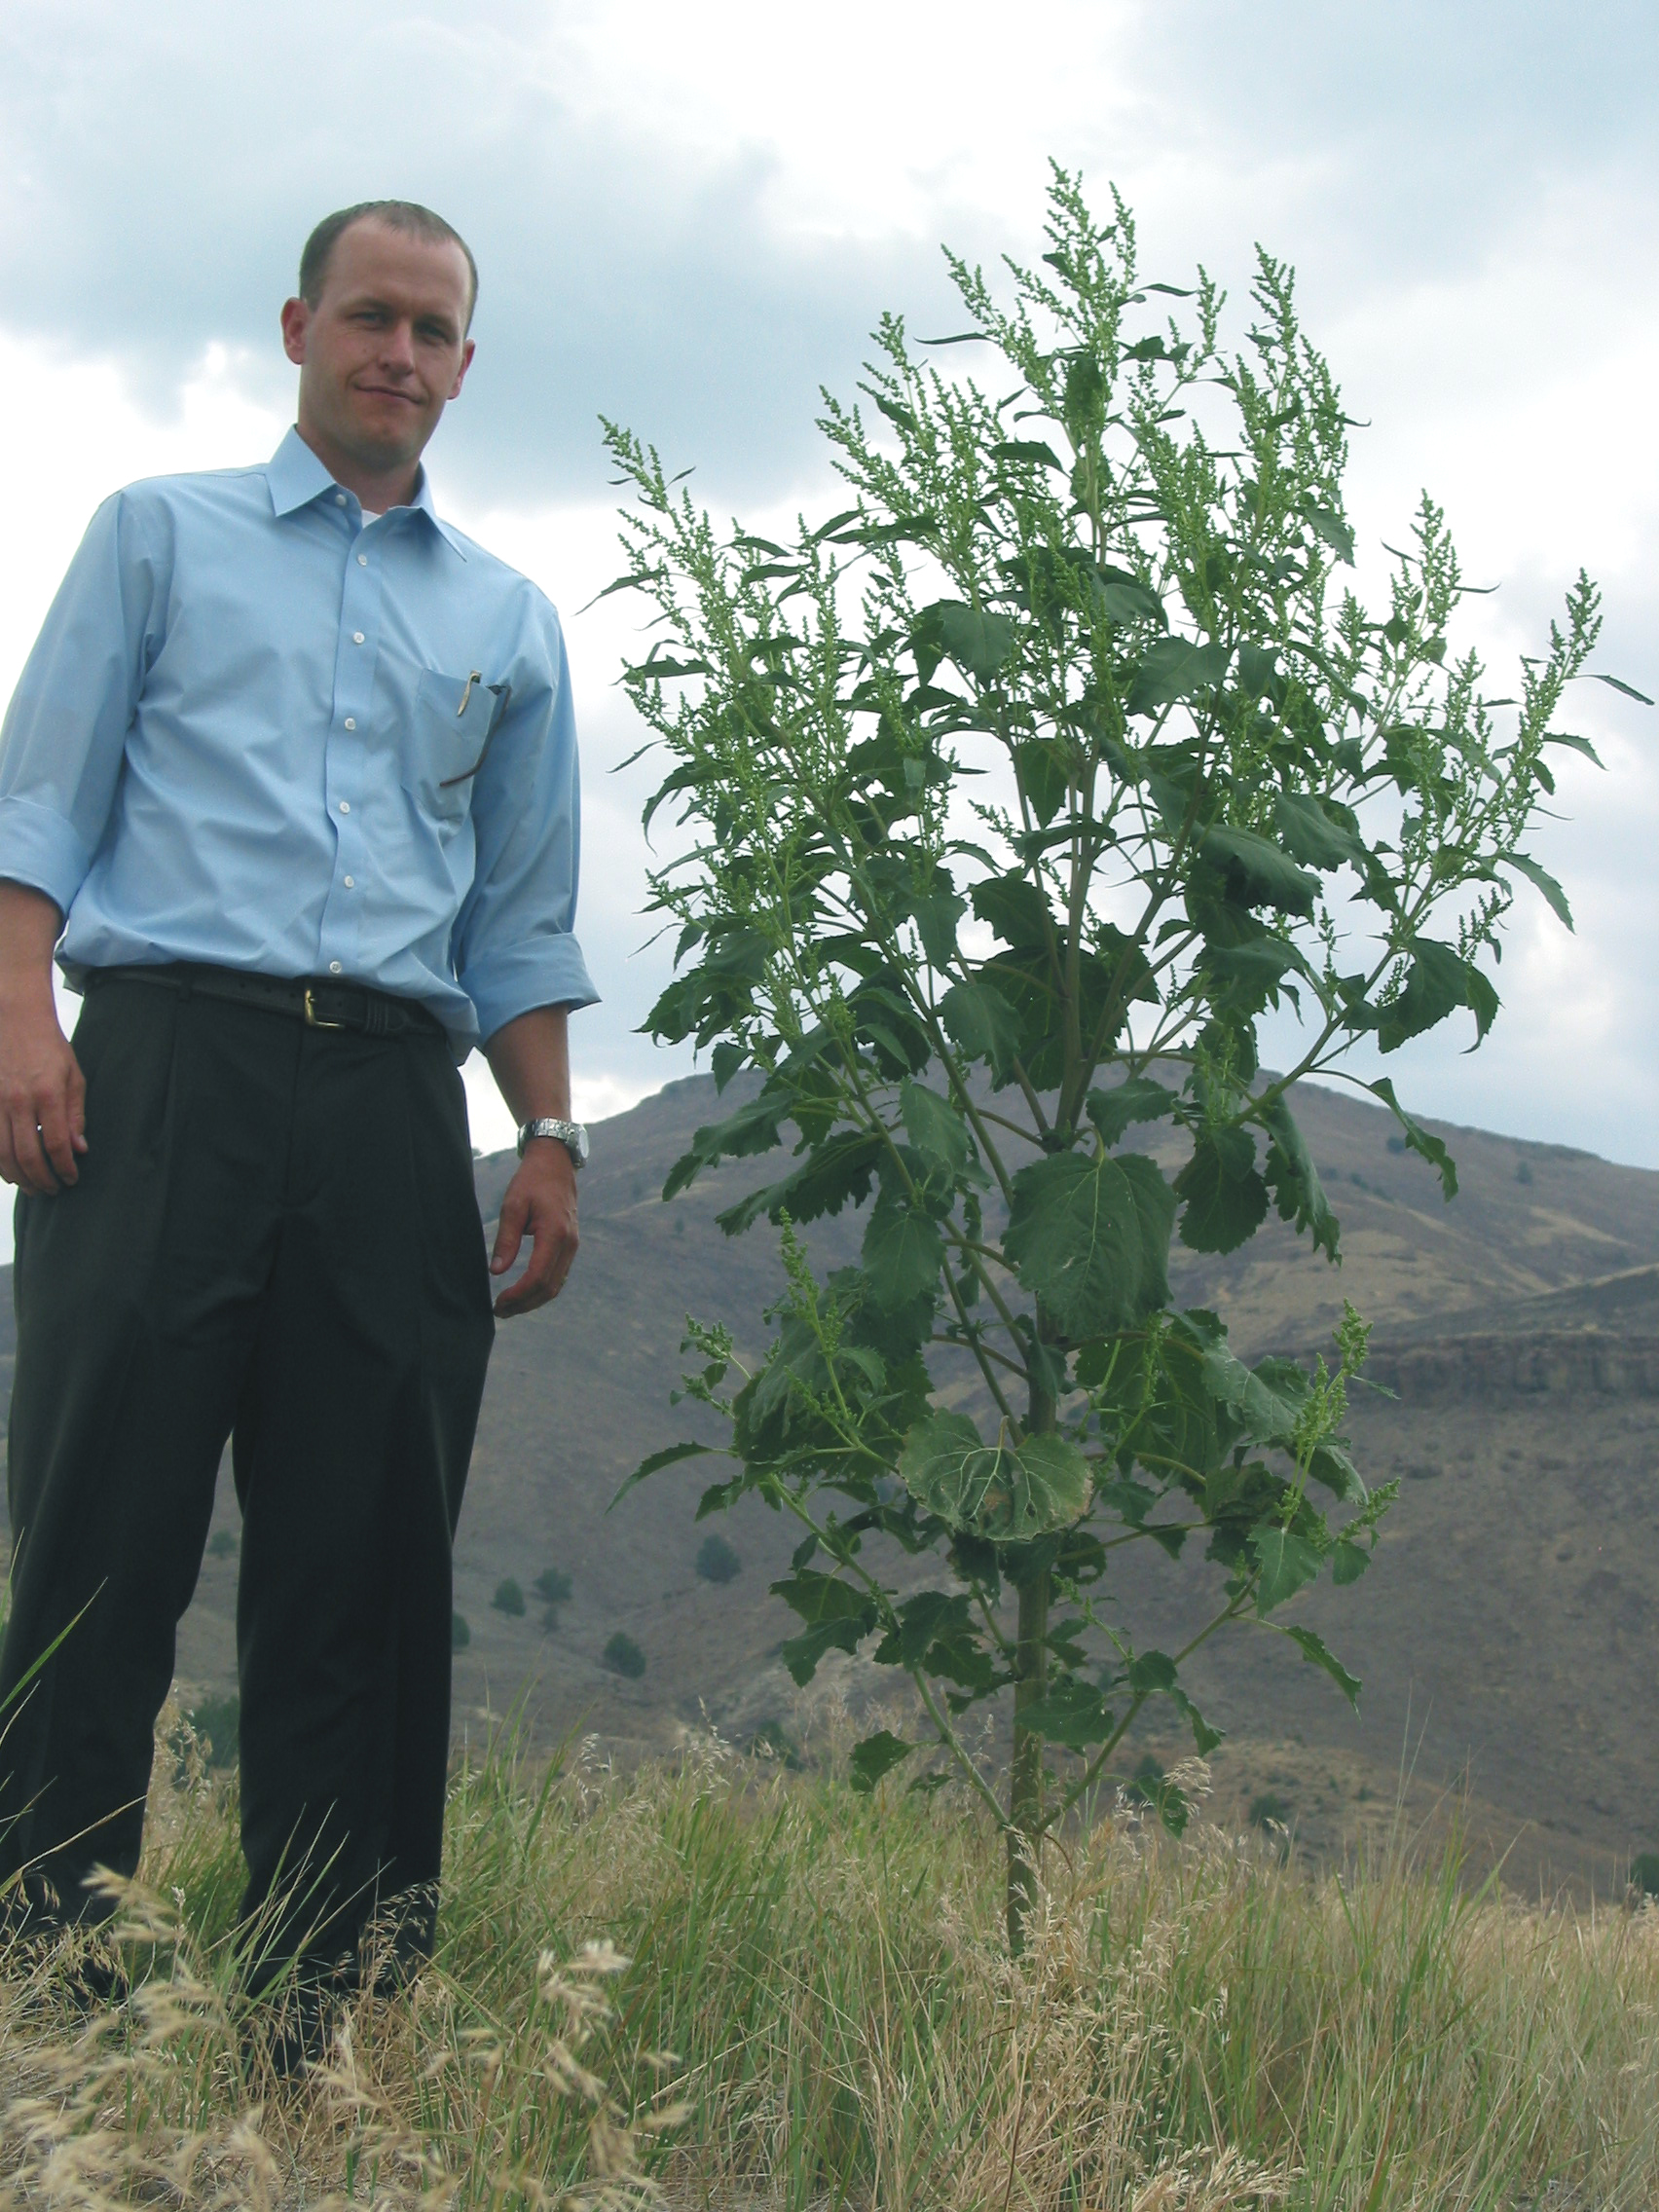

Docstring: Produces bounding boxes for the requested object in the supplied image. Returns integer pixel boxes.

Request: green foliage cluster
[451,1610,470,1652]
[607,170,1640,1945]
[695,1532,743,1585]
[493,1576,527,1618]
[604,1631,647,1679]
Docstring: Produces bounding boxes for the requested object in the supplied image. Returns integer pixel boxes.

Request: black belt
[86,963,445,1042]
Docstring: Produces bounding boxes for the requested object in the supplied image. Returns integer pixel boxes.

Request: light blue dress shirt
[0,427,598,1051]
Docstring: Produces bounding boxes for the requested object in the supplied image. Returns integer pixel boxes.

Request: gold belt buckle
[303,985,349,1031]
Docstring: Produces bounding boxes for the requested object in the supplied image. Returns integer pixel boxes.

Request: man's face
[281,220,475,480]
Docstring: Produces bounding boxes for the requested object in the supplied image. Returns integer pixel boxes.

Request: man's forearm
[0,881,65,1005]
[482,1003,571,1126]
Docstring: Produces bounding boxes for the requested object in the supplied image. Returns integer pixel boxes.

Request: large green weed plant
[608,170,1636,1946]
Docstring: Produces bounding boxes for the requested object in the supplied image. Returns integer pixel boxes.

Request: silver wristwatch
[517,1116,589,1168]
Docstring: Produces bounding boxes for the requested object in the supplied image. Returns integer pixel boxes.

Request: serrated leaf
[897,1414,1093,1539]
[1252,1527,1323,1615]
[1505,852,1573,931]
[916,599,1015,684]
[1086,1077,1178,1149]
[1261,1096,1339,1263]
[1379,941,1496,1052]
[1127,1649,1177,1693]
[1368,1077,1457,1198]
[862,1193,943,1313]
[780,1618,868,1685]
[900,1078,971,1178]
[608,1439,714,1511]
[1304,502,1356,565]
[1126,637,1232,717]
[850,1729,914,1792]
[1282,1624,1362,1709]
[1332,1538,1370,1585]
[1274,792,1363,871]
[1004,1150,1175,1339]
[940,977,1024,1081]
[1019,1679,1116,1749]
[1175,1129,1269,1255]
[1198,826,1318,917]
[1582,671,1655,705]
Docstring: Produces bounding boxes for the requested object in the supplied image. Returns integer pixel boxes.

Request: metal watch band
[517,1116,589,1167]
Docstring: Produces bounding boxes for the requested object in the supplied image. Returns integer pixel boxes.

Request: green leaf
[1092,569,1167,629]
[1086,1077,1178,1149]
[1304,501,1356,565]
[850,1729,914,1792]
[1125,637,1231,717]
[862,1192,944,1312]
[1273,792,1362,871]
[1175,1128,1269,1255]
[1282,1624,1362,1710]
[1367,1078,1457,1198]
[780,1618,869,1685]
[940,977,1024,1082]
[717,1130,884,1235]
[663,1090,791,1199]
[915,599,1015,684]
[908,885,966,968]
[1261,1096,1339,1262]
[1004,1151,1175,1339]
[1379,941,1498,1052]
[1251,1527,1323,1615]
[897,1413,1093,1539]
[1127,1649,1177,1693]
[1332,1537,1370,1585]
[1581,670,1655,706]
[1018,1679,1116,1750]
[900,1079,971,1178]
[608,1439,713,1511]
[990,438,1065,471]
[1198,827,1318,917]
[1505,852,1573,930]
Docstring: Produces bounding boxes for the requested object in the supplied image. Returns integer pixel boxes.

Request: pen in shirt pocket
[439,679,513,787]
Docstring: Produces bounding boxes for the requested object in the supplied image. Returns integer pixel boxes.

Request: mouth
[354,385,423,407]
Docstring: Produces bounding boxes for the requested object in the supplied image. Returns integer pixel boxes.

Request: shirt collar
[265,425,469,560]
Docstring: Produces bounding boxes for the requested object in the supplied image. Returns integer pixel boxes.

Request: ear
[280,296,312,368]
[447,337,476,403]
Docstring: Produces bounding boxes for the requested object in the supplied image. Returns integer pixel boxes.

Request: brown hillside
[4,1073,1657,1895]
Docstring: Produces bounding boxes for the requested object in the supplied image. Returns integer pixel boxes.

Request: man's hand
[0,883,85,1195]
[488,1139,578,1318]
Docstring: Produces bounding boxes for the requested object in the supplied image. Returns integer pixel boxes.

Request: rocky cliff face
[1367,1332,1659,1402]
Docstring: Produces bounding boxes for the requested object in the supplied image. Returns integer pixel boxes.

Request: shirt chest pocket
[406,669,505,825]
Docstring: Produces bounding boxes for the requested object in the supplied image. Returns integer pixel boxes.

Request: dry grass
[3,1704,1658,2209]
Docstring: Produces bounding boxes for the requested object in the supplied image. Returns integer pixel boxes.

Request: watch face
[572,1124,591,1165]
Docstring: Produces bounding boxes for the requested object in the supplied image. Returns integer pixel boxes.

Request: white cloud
[0,0,1654,1192]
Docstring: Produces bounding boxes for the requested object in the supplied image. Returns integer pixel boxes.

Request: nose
[379,319,419,374]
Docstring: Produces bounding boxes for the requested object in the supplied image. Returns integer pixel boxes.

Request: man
[0,201,595,2023]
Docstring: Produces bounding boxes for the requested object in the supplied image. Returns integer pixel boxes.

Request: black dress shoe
[241,1955,352,2081]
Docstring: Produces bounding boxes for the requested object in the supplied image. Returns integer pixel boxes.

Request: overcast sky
[2,0,1654,1183]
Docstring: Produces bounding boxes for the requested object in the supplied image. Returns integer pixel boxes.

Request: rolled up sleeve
[0,493,162,919]
[453,595,599,1044]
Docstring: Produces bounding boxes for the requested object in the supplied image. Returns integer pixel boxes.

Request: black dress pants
[0,975,495,1973]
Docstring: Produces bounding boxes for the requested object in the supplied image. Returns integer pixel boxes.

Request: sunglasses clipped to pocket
[437,673,514,789]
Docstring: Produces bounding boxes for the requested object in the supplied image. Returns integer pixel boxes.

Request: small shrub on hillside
[493,1577,526,1618]
[1406,1460,1443,1482]
[1250,1790,1295,1829]
[603,1632,646,1679]
[451,1611,471,1651]
[1386,1134,1409,1155]
[1632,1852,1659,1898]
[747,1718,804,1770]
[1517,1160,1534,1185]
[534,1567,572,1606]
[206,1530,238,1560]
[695,1534,742,1586]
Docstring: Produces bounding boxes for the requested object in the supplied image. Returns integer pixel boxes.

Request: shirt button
[344,717,356,730]
[329,960,343,975]
[357,553,368,567]
[344,874,355,888]
[338,800,350,814]
[352,631,365,645]
[335,493,347,506]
